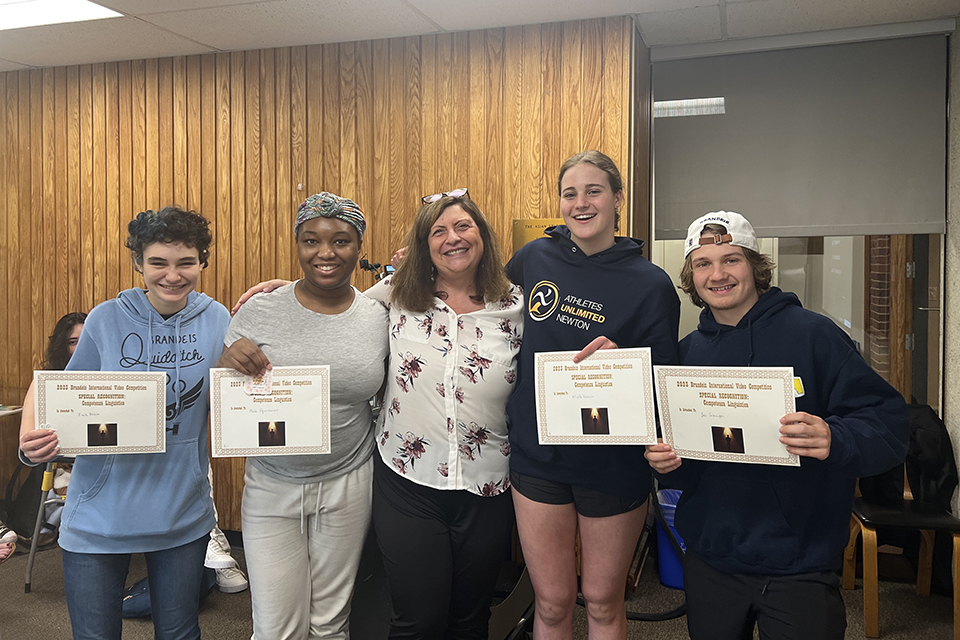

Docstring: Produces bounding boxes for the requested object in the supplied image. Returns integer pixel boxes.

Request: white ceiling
[0,0,959,72]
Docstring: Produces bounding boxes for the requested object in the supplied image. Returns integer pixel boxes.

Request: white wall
[944,31,960,514]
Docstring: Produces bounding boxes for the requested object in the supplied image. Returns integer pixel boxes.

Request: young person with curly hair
[19,206,231,640]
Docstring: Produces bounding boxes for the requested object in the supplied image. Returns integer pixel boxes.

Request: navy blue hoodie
[505,226,680,498]
[672,287,909,575]
[60,288,230,553]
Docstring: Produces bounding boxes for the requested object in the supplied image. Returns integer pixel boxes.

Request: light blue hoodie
[59,288,230,554]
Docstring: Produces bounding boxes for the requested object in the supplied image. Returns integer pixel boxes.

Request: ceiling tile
[727,0,960,39]
[93,0,271,15]
[0,0,954,69]
[407,0,694,32]
[636,5,723,46]
[141,0,440,50]
[0,17,216,67]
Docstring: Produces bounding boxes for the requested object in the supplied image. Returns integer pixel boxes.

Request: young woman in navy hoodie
[505,151,680,639]
[19,207,231,640]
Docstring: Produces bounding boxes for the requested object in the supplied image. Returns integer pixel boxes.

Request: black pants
[372,457,515,640]
[685,553,847,640]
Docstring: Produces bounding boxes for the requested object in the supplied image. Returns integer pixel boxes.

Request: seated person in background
[39,313,86,543]
[12,311,86,548]
[645,211,909,640]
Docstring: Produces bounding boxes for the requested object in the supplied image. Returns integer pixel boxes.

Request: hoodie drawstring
[147,315,154,373]
[174,313,183,412]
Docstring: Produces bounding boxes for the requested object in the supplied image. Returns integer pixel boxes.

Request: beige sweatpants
[242,458,373,640]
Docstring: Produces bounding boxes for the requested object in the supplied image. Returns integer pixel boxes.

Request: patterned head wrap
[295,192,366,240]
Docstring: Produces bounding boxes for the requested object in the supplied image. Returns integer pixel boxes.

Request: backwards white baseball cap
[684,211,760,258]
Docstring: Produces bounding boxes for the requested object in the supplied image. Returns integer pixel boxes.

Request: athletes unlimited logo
[528,281,560,321]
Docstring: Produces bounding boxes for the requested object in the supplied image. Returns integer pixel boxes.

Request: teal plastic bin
[655,489,685,590]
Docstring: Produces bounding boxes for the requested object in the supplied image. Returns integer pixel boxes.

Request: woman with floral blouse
[365,191,523,640]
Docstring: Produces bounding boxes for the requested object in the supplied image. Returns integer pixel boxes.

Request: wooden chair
[842,468,960,639]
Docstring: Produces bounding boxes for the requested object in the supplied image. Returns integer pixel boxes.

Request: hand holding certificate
[34,371,167,455]
[210,365,330,457]
[534,348,657,445]
[653,366,799,466]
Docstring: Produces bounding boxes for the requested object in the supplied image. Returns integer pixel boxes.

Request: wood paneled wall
[0,16,642,529]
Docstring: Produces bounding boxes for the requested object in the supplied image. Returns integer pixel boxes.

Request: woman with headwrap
[218,192,388,640]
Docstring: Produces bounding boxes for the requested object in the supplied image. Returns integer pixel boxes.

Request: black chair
[842,404,960,639]
[842,478,960,638]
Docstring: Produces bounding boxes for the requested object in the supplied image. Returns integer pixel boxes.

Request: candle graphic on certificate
[258,421,286,447]
[711,426,745,454]
[580,408,610,435]
[87,423,118,447]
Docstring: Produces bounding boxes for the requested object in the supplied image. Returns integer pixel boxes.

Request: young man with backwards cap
[645,211,909,639]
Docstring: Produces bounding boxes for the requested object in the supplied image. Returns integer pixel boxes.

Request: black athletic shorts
[510,471,646,518]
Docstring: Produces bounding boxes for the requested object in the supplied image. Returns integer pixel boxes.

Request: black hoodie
[505,225,680,497]
[672,287,909,575]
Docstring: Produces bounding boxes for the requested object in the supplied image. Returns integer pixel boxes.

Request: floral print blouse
[366,277,524,497]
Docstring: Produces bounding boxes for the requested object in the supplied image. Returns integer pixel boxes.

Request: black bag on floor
[861,404,960,596]
[905,403,959,514]
[3,463,44,538]
[904,403,959,596]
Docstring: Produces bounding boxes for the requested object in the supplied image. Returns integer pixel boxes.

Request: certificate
[654,366,798,466]
[210,366,330,457]
[534,348,656,445]
[33,371,167,455]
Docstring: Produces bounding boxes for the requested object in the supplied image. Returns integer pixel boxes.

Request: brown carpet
[0,540,955,639]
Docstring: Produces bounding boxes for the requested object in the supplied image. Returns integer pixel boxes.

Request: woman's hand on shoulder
[231,279,290,315]
[572,336,617,363]
[217,338,272,376]
[645,441,682,474]
[391,247,407,269]
[20,428,60,464]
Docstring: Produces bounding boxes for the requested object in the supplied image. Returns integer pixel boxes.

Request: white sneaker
[216,566,249,594]
[0,523,17,544]
[204,529,238,570]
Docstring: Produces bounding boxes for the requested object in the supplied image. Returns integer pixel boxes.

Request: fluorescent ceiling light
[654,97,725,118]
[0,0,121,31]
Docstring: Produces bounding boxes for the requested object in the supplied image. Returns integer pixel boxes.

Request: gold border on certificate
[654,366,798,466]
[535,348,656,445]
[210,366,331,457]
[34,371,167,455]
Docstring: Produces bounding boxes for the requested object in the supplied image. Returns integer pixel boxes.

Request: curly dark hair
[679,223,776,308]
[44,311,88,371]
[125,206,213,269]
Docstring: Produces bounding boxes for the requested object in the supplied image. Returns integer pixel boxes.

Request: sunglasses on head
[422,188,469,204]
